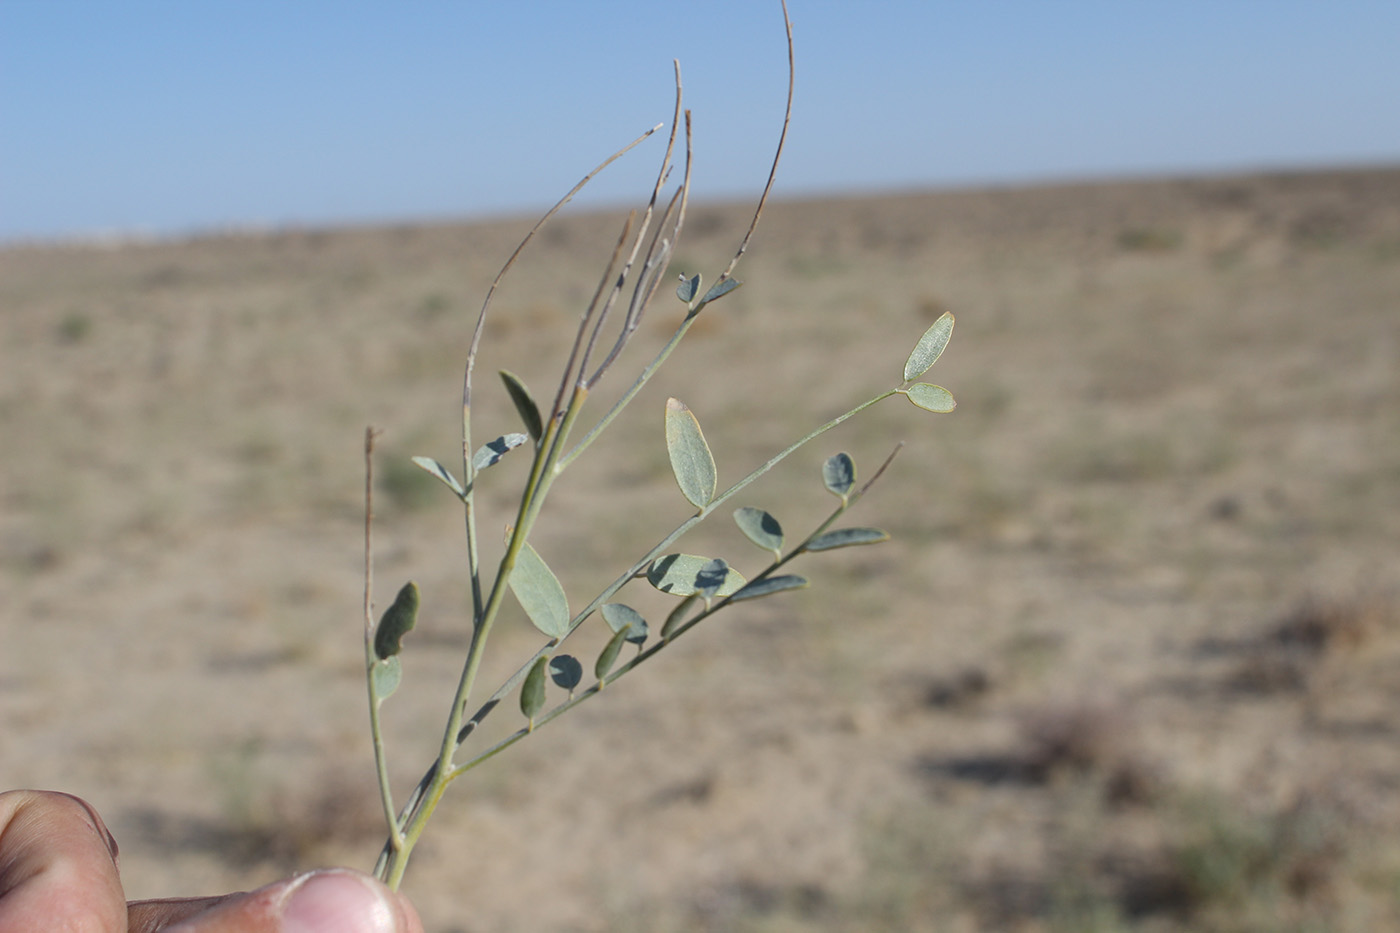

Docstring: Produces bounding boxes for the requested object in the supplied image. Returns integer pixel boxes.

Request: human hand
[0,790,423,933]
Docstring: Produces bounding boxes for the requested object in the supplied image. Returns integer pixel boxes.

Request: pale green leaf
[661,593,699,639]
[694,558,730,598]
[370,656,403,701]
[903,311,955,382]
[734,506,784,554]
[647,553,746,597]
[822,452,855,498]
[411,457,464,498]
[595,628,629,681]
[701,278,741,303]
[600,603,648,644]
[500,370,543,442]
[509,541,570,638]
[520,656,548,722]
[905,383,956,412]
[730,574,808,602]
[665,398,717,509]
[374,581,419,660]
[472,433,529,471]
[677,273,701,303]
[806,527,890,551]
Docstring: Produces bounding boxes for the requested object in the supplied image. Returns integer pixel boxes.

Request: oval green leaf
[595,627,629,681]
[370,656,403,702]
[647,553,746,597]
[374,581,419,660]
[677,273,701,304]
[665,398,717,509]
[694,558,730,598]
[660,593,699,640]
[903,311,955,382]
[730,574,809,603]
[500,369,543,442]
[822,452,855,498]
[411,457,465,498]
[549,654,582,691]
[701,278,741,304]
[509,541,570,638]
[806,527,890,552]
[472,433,529,471]
[734,507,784,554]
[520,655,549,722]
[601,603,648,644]
[905,383,956,413]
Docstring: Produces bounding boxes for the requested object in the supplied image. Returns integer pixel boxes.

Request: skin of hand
[0,790,423,933]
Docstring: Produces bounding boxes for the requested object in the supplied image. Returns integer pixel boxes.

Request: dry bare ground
[3,168,1399,931]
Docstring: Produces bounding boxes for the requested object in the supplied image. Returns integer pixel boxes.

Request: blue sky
[3,1,1398,243]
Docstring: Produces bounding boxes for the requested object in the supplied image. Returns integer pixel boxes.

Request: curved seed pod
[374,581,419,660]
[903,311,955,382]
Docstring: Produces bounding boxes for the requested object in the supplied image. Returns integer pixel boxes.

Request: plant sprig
[359,0,956,891]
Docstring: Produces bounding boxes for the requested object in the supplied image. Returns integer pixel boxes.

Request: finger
[0,790,127,933]
[136,869,422,933]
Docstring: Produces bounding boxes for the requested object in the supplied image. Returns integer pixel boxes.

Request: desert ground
[3,167,1399,932]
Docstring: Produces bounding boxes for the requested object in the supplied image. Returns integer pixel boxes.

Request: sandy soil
[3,167,1400,932]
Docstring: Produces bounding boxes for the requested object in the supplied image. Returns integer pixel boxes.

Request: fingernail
[280,870,399,933]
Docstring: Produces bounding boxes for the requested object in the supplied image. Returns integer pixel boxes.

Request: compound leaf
[520,656,549,724]
[373,581,419,660]
[665,398,717,509]
[903,311,955,382]
[734,507,784,554]
[472,433,530,471]
[822,452,855,498]
[509,541,570,638]
[500,370,543,442]
[806,527,890,551]
[411,457,464,498]
[647,553,746,597]
[905,383,956,413]
[731,574,808,602]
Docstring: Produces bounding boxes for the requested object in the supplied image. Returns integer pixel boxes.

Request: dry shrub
[1016,700,1161,805]
[1232,591,1398,695]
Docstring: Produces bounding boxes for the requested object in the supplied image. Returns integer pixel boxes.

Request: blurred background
[4,0,1399,243]
[3,3,1400,932]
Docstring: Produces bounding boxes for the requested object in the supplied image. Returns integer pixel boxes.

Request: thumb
[131,870,422,933]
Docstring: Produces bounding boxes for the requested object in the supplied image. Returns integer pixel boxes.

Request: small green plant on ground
[360,2,956,890]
